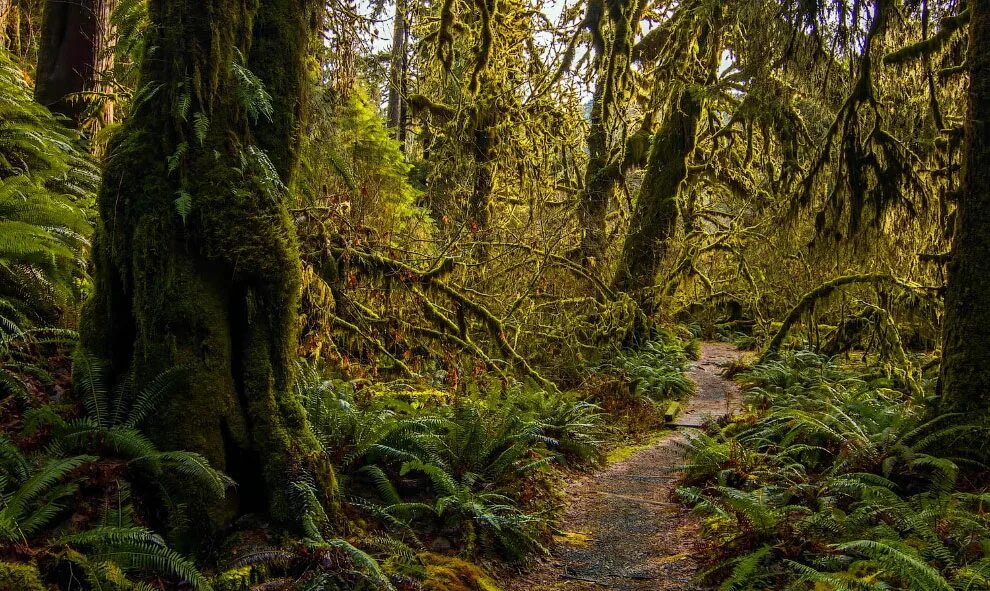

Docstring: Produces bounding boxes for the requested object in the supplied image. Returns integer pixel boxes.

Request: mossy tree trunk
[576,75,617,266]
[611,87,701,300]
[939,0,990,415]
[612,16,720,305]
[468,111,495,231]
[80,0,326,531]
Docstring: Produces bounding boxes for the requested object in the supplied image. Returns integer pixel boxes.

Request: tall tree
[612,87,701,297]
[34,0,116,127]
[0,0,9,46]
[80,0,327,529]
[939,0,990,414]
[0,0,37,58]
[574,0,634,265]
[613,9,720,301]
[35,0,94,123]
[386,0,407,145]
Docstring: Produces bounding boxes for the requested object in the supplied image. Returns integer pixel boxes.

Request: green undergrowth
[677,350,990,590]
[585,329,697,437]
[0,330,694,590]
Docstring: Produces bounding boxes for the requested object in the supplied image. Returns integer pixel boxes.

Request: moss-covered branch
[884,8,970,65]
[334,247,558,391]
[761,273,924,360]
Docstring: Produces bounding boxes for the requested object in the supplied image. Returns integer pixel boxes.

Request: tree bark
[468,112,494,231]
[35,0,97,124]
[576,76,617,266]
[939,0,990,414]
[91,0,115,127]
[1,0,34,57]
[80,0,325,531]
[386,0,407,145]
[611,87,701,298]
[0,0,9,48]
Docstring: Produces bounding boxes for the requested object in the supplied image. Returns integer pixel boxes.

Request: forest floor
[504,342,745,591]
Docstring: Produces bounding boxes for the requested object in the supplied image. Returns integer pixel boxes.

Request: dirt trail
[505,342,744,591]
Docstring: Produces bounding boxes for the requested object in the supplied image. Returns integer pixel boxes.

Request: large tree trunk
[939,0,990,414]
[80,0,325,531]
[611,87,701,299]
[34,0,116,128]
[35,0,97,124]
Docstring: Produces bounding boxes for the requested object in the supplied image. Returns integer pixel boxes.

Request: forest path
[504,342,744,591]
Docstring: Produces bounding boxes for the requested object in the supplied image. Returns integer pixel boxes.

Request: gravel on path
[504,342,745,591]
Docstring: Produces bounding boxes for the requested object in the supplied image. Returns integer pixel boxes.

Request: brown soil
[503,342,745,591]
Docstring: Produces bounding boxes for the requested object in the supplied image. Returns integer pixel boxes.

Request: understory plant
[0,355,227,590]
[295,363,608,563]
[0,47,95,326]
[677,350,990,590]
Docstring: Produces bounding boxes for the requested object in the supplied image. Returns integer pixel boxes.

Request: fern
[174,189,193,222]
[0,47,95,325]
[0,453,95,541]
[192,111,210,144]
[678,350,990,589]
[836,540,952,590]
[231,49,274,122]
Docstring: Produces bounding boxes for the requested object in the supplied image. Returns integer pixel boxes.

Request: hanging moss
[761,273,921,360]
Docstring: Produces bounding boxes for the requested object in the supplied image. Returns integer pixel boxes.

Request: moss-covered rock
[213,565,254,591]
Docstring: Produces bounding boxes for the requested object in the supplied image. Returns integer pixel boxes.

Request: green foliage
[0,47,95,325]
[0,357,230,590]
[600,334,695,405]
[677,350,990,589]
[296,363,607,561]
[0,439,215,590]
[231,49,274,123]
[298,82,426,241]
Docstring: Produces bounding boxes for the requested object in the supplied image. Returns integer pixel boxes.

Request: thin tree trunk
[611,87,701,299]
[35,0,97,124]
[468,115,494,230]
[0,0,10,48]
[386,0,407,144]
[80,0,326,532]
[1,0,34,57]
[91,0,115,127]
[939,0,990,414]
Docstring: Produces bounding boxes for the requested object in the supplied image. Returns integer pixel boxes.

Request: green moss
[605,431,667,464]
[79,0,328,538]
[553,529,592,547]
[0,561,46,591]
[418,553,503,591]
[213,565,254,591]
